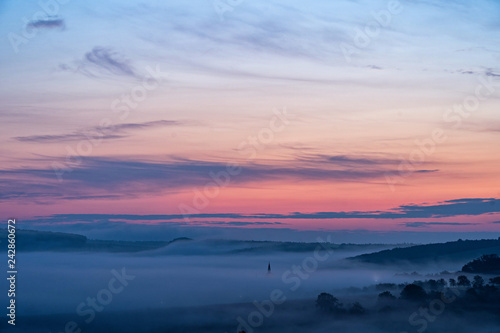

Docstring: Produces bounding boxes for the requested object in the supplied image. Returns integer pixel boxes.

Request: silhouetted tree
[427,290,444,300]
[465,287,478,300]
[375,283,397,291]
[400,284,427,302]
[489,276,500,285]
[428,279,438,290]
[457,275,471,287]
[437,278,447,290]
[413,280,425,288]
[482,284,498,296]
[377,291,396,310]
[349,302,366,315]
[473,275,484,289]
[316,293,343,313]
[449,278,457,287]
[378,291,396,301]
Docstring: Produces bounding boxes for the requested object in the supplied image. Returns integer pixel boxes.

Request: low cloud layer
[0,153,439,202]
[403,222,479,228]
[20,198,500,223]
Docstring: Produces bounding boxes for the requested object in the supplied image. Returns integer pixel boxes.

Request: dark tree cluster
[400,284,427,302]
[315,293,366,316]
[462,254,500,274]
[316,273,500,318]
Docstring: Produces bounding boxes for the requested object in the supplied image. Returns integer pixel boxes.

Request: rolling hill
[349,238,500,265]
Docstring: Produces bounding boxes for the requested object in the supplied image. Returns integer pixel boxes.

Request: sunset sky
[1,0,500,242]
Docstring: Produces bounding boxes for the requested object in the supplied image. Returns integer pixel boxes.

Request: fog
[2,240,498,333]
[10,244,409,315]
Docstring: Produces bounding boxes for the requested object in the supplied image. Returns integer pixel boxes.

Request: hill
[462,254,500,274]
[0,229,404,255]
[349,238,500,265]
[0,229,181,252]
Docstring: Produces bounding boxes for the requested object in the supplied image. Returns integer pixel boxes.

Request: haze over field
[1,232,500,332]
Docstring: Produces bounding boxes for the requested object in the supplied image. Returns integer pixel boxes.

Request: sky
[1,0,500,242]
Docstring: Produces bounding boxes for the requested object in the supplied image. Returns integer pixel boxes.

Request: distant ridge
[225,240,401,254]
[0,229,406,254]
[0,229,183,253]
[349,238,500,264]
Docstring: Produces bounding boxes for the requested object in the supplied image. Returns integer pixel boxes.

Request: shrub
[400,284,427,302]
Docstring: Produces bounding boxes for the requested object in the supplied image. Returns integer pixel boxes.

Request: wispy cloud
[450,67,500,78]
[415,169,440,173]
[0,153,413,199]
[298,154,438,173]
[26,17,65,30]
[60,47,140,79]
[19,198,500,222]
[202,221,286,226]
[325,154,399,166]
[14,133,125,143]
[0,151,447,202]
[403,222,479,228]
[0,157,387,201]
[485,68,500,77]
[13,120,182,143]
